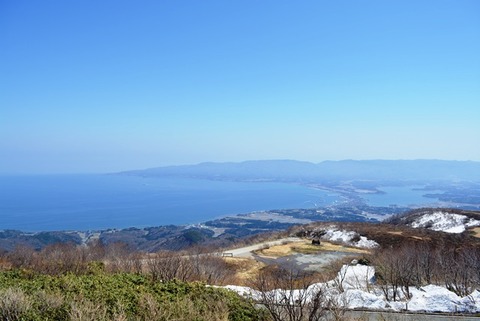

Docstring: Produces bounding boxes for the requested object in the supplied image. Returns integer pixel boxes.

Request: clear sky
[1,0,479,174]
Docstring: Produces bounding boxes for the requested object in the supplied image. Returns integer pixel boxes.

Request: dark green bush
[0,268,266,321]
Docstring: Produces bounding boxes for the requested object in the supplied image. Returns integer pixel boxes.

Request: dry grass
[255,240,370,258]
[224,240,371,284]
[223,257,265,286]
[255,240,305,257]
[387,230,430,242]
[410,236,428,241]
[293,241,371,255]
[472,227,480,238]
[0,288,32,321]
[387,231,403,235]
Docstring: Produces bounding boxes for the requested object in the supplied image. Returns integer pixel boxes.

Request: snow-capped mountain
[410,211,480,233]
[386,208,480,234]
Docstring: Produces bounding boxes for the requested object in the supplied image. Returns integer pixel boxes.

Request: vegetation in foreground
[0,265,266,321]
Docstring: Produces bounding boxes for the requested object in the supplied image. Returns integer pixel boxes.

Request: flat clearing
[227,237,301,258]
[225,238,372,280]
[254,240,304,257]
[255,240,371,258]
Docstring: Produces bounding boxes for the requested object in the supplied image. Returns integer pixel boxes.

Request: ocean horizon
[0,174,341,232]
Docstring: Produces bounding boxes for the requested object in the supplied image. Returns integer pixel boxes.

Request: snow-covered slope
[410,211,480,233]
[224,264,480,313]
[320,226,379,248]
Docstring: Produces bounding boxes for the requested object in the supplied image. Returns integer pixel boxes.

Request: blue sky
[1,0,479,174]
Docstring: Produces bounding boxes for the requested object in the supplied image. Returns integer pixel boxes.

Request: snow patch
[411,211,480,234]
[345,289,387,310]
[393,285,461,312]
[328,264,375,291]
[321,227,379,248]
[323,229,356,243]
[222,285,260,299]
[355,236,379,249]
[224,264,480,313]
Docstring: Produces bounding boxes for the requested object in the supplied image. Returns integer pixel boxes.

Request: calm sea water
[361,186,438,207]
[0,175,339,231]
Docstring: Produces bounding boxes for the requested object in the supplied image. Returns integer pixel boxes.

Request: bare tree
[373,248,402,302]
[121,251,144,274]
[85,239,106,261]
[439,246,480,297]
[373,244,419,301]
[38,243,87,275]
[252,266,342,321]
[189,252,232,284]
[104,242,135,273]
[464,246,480,290]
[7,245,36,269]
[411,242,437,285]
[146,251,194,282]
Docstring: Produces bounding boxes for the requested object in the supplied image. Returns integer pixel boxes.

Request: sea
[361,186,440,208]
[0,174,438,232]
[0,174,339,232]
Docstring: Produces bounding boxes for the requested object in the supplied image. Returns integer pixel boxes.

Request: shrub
[0,287,31,321]
[0,269,266,321]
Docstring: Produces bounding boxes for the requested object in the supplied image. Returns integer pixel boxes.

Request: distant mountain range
[120,159,480,182]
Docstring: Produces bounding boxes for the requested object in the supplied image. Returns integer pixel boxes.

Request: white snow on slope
[411,211,480,233]
[224,264,480,313]
[321,227,379,248]
[334,264,375,290]
[355,236,379,249]
[223,285,259,299]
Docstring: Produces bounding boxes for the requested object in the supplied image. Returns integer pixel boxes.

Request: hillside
[2,208,480,319]
[385,208,480,234]
[3,207,479,253]
[223,215,480,315]
[289,220,480,251]
[120,159,480,182]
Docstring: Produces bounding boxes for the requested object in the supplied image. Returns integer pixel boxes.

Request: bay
[0,174,339,232]
[361,186,439,207]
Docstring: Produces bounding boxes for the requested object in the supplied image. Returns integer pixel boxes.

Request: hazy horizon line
[3,158,480,176]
